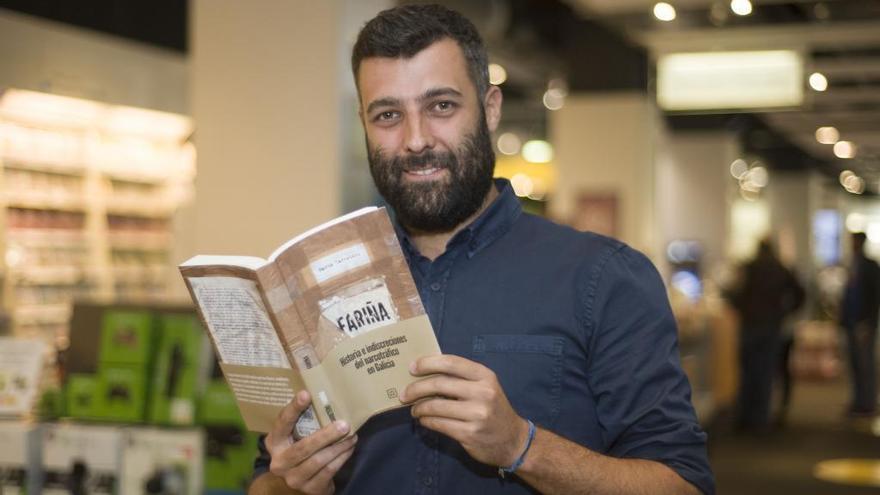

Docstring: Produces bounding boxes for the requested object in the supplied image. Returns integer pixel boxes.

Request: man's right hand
[259,390,358,495]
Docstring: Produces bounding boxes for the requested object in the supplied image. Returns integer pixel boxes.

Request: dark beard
[368,117,496,233]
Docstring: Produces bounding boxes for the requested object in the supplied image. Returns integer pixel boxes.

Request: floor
[710,377,880,494]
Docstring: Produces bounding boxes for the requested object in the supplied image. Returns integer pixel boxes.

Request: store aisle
[711,377,880,494]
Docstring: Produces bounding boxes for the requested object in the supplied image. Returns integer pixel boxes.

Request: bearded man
[249,4,713,495]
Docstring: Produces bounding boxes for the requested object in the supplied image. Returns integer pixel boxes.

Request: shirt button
[424,476,433,486]
[430,282,441,291]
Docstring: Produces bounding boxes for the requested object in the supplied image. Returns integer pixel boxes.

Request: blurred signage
[657,50,804,111]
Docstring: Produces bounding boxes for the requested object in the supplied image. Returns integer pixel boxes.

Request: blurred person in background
[249,4,712,495]
[728,239,804,432]
[840,232,880,417]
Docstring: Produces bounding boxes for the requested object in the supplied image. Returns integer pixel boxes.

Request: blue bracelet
[498,419,536,479]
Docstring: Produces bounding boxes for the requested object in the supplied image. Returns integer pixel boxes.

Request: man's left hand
[401,354,529,468]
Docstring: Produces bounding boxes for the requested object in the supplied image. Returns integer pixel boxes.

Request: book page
[188,276,290,369]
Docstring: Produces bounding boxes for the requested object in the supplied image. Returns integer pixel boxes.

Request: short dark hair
[351,4,490,98]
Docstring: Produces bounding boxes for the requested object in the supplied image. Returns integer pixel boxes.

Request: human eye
[430,100,457,114]
[372,110,400,125]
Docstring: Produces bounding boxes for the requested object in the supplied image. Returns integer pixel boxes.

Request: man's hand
[401,354,529,468]
[263,390,358,495]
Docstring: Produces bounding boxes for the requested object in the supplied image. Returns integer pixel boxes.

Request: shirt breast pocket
[471,334,564,428]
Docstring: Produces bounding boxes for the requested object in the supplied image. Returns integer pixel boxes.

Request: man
[840,232,880,416]
[250,5,713,494]
[728,239,804,430]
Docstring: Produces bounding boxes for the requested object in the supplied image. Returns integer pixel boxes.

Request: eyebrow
[365,87,464,115]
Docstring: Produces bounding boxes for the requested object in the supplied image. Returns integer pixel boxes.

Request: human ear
[483,85,503,133]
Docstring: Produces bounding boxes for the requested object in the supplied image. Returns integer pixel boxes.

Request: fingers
[411,397,486,422]
[268,390,312,450]
[402,374,470,403]
[402,371,501,404]
[280,434,358,489]
[282,421,352,469]
[297,439,357,494]
[410,354,490,381]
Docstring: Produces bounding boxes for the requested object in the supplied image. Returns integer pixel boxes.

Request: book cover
[179,207,440,434]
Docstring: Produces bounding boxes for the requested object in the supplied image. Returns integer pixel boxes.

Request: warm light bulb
[809,72,828,92]
[730,159,748,179]
[653,2,677,21]
[522,140,554,164]
[834,141,857,159]
[815,126,839,144]
[489,63,507,85]
[730,0,752,16]
[497,133,521,155]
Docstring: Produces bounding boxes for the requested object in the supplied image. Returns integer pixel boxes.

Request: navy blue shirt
[255,179,714,494]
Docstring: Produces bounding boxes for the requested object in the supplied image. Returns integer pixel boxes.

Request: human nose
[403,113,435,154]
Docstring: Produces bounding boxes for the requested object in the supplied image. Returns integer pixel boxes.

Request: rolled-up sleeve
[584,245,715,494]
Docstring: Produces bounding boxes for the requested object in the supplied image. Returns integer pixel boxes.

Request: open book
[179,207,440,434]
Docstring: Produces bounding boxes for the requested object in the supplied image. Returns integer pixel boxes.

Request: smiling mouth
[407,167,441,175]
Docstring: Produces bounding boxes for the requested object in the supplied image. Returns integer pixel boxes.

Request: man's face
[357,38,501,232]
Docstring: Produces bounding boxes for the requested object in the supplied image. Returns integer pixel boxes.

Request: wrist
[498,418,536,478]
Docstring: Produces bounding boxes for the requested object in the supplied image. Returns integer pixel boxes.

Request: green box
[93,365,148,422]
[148,312,208,425]
[203,425,259,494]
[198,380,244,426]
[99,310,154,366]
[65,373,98,419]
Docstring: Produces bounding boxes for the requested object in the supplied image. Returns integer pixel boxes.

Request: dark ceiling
[0,0,187,53]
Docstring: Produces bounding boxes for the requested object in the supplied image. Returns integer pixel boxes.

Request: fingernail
[297,390,309,405]
[336,421,350,434]
[409,361,417,374]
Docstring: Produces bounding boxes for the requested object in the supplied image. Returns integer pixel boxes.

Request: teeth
[409,168,439,176]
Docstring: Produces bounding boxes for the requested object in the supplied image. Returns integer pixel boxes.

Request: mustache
[386,150,457,172]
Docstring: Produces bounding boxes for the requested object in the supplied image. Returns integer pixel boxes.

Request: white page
[188,277,290,369]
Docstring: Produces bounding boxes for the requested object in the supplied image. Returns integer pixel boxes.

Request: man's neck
[406,185,499,261]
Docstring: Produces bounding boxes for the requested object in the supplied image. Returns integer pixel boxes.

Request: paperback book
[180,207,440,434]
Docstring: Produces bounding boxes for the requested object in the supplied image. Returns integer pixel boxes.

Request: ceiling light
[809,72,828,92]
[840,170,855,186]
[749,166,768,188]
[844,175,865,195]
[730,159,748,179]
[510,173,534,197]
[488,63,507,85]
[834,141,857,159]
[653,2,676,21]
[815,126,839,144]
[522,140,553,164]
[497,132,522,155]
[730,0,752,16]
[543,90,565,111]
[847,212,866,232]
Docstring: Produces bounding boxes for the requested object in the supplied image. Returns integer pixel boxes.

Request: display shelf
[107,232,172,251]
[5,194,88,212]
[0,88,194,346]
[1,158,87,176]
[5,228,88,245]
[14,303,71,326]
[8,266,88,286]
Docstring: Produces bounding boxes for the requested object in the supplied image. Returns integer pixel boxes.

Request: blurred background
[1,0,880,493]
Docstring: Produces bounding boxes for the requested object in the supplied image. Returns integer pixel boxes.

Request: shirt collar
[394,178,522,260]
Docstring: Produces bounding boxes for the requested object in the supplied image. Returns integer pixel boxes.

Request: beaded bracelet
[498,419,536,479]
